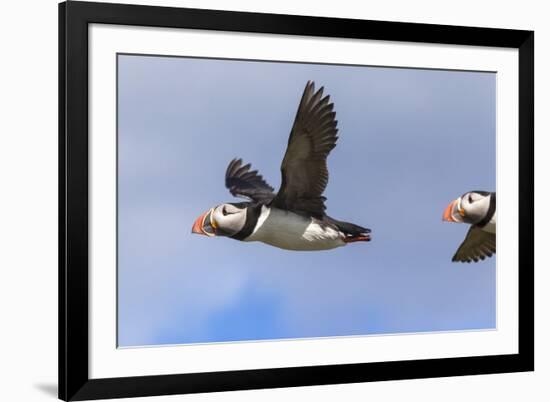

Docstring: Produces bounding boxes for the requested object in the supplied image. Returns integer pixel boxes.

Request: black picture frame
[59,1,534,400]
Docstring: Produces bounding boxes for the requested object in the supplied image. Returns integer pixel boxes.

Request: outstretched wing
[452,226,496,263]
[225,158,275,202]
[271,81,339,218]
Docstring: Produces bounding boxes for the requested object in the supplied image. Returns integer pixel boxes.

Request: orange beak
[442,199,462,223]
[191,209,216,236]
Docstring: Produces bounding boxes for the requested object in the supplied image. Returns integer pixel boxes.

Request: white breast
[481,211,496,234]
[244,206,346,251]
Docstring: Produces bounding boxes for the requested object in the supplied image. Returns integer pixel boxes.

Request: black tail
[328,217,371,237]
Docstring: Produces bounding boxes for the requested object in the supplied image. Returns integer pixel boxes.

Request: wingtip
[226,158,243,177]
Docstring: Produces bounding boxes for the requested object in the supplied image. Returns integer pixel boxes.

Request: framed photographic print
[59,1,534,400]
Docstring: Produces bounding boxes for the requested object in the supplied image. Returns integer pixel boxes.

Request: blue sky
[117,54,496,347]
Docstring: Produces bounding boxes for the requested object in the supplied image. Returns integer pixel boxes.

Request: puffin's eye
[468,194,473,203]
[222,206,235,216]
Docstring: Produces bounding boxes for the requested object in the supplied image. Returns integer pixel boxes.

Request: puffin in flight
[442,191,496,263]
[191,81,371,251]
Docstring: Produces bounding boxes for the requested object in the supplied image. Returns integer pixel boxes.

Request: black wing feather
[225,158,275,202]
[271,81,339,218]
[452,226,496,263]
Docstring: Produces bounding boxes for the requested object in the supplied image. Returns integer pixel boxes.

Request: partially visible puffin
[442,191,496,263]
[191,81,371,251]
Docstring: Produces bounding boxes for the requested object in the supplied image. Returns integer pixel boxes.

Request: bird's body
[243,206,345,251]
[443,191,496,263]
[480,212,496,234]
[191,81,371,251]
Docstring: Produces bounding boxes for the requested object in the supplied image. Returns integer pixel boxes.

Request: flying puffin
[442,191,496,263]
[191,81,371,251]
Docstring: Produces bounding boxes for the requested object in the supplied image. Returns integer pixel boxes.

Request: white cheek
[217,212,245,233]
[474,199,490,214]
[213,211,232,230]
[212,210,224,224]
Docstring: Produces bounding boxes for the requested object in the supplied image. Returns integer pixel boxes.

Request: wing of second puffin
[452,226,496,263]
